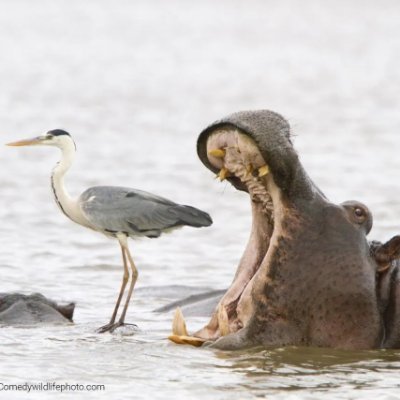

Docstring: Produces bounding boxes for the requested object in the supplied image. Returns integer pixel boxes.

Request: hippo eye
[354,207,366,220]
[341,201,372,232]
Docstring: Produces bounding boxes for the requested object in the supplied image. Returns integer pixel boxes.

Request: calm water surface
[0,1,400,399]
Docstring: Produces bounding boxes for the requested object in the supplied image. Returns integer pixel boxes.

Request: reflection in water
[1,0,400,399]
[216,347,400,396]
[218,346,399,372]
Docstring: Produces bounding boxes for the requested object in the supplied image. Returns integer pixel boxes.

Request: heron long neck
[51,140,80,223]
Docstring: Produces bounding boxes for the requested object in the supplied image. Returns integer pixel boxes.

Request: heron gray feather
[79,186,212,238]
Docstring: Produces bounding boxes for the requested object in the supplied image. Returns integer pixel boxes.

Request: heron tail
[173,205,213,228]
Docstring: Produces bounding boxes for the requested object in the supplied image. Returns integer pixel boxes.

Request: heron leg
[109,244,129,323]
[115,243,139,326]
[97,241,130,333]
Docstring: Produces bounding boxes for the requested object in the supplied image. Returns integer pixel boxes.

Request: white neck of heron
[51,139,80,223]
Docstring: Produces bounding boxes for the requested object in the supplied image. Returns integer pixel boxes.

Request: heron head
[6,129,75,149]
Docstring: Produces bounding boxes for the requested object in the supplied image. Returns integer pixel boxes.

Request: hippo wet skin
[169,110,400,350]
[0,293,75,325]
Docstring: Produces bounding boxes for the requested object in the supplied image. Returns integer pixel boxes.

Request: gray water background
[0,0,400,399]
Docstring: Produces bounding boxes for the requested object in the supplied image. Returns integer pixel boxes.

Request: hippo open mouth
[169,110,400,350]
[193,127,284,340]
[169,110,315,346]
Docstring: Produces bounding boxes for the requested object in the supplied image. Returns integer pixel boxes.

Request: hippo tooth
[171,307,189,336]
[218,168,229,181]
[217,304,230,336]
[169,308,207,347]
[246,163,254,175]
[208,148,226,158]
[377,263,391,273]
[168,334,206,347]
[258,165,270,177]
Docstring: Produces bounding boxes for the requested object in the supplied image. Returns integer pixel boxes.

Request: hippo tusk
[168,308,207,347]
[245,163,254,175]
[171,307,188,336]
[217,304,230,336]
[217,168,229,181]
[208,148,226,158]
[258,165,270,177]
[377,263,391,273]
[168,334,206,347]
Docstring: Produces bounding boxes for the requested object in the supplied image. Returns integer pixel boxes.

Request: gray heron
[6,130,213,332]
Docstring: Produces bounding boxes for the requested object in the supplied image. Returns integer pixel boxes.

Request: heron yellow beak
[6,136,43,146]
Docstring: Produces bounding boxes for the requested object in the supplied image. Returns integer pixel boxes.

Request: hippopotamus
[169,110,400,350]
[0,293,75,325]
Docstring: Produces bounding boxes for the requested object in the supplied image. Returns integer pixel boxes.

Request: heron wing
[79,186,185,236]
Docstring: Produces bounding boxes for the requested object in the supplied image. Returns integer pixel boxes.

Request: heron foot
[97,321,137,334]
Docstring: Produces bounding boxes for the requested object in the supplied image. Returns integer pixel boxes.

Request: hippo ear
[372,236,400,269]
[56,303,75,321]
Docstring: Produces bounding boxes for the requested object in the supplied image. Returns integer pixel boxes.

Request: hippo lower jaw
[170,129,286,346]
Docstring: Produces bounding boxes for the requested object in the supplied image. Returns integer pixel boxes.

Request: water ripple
[1,0,400,399]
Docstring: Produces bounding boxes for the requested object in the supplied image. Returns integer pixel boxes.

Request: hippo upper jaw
[197,110,321,205]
